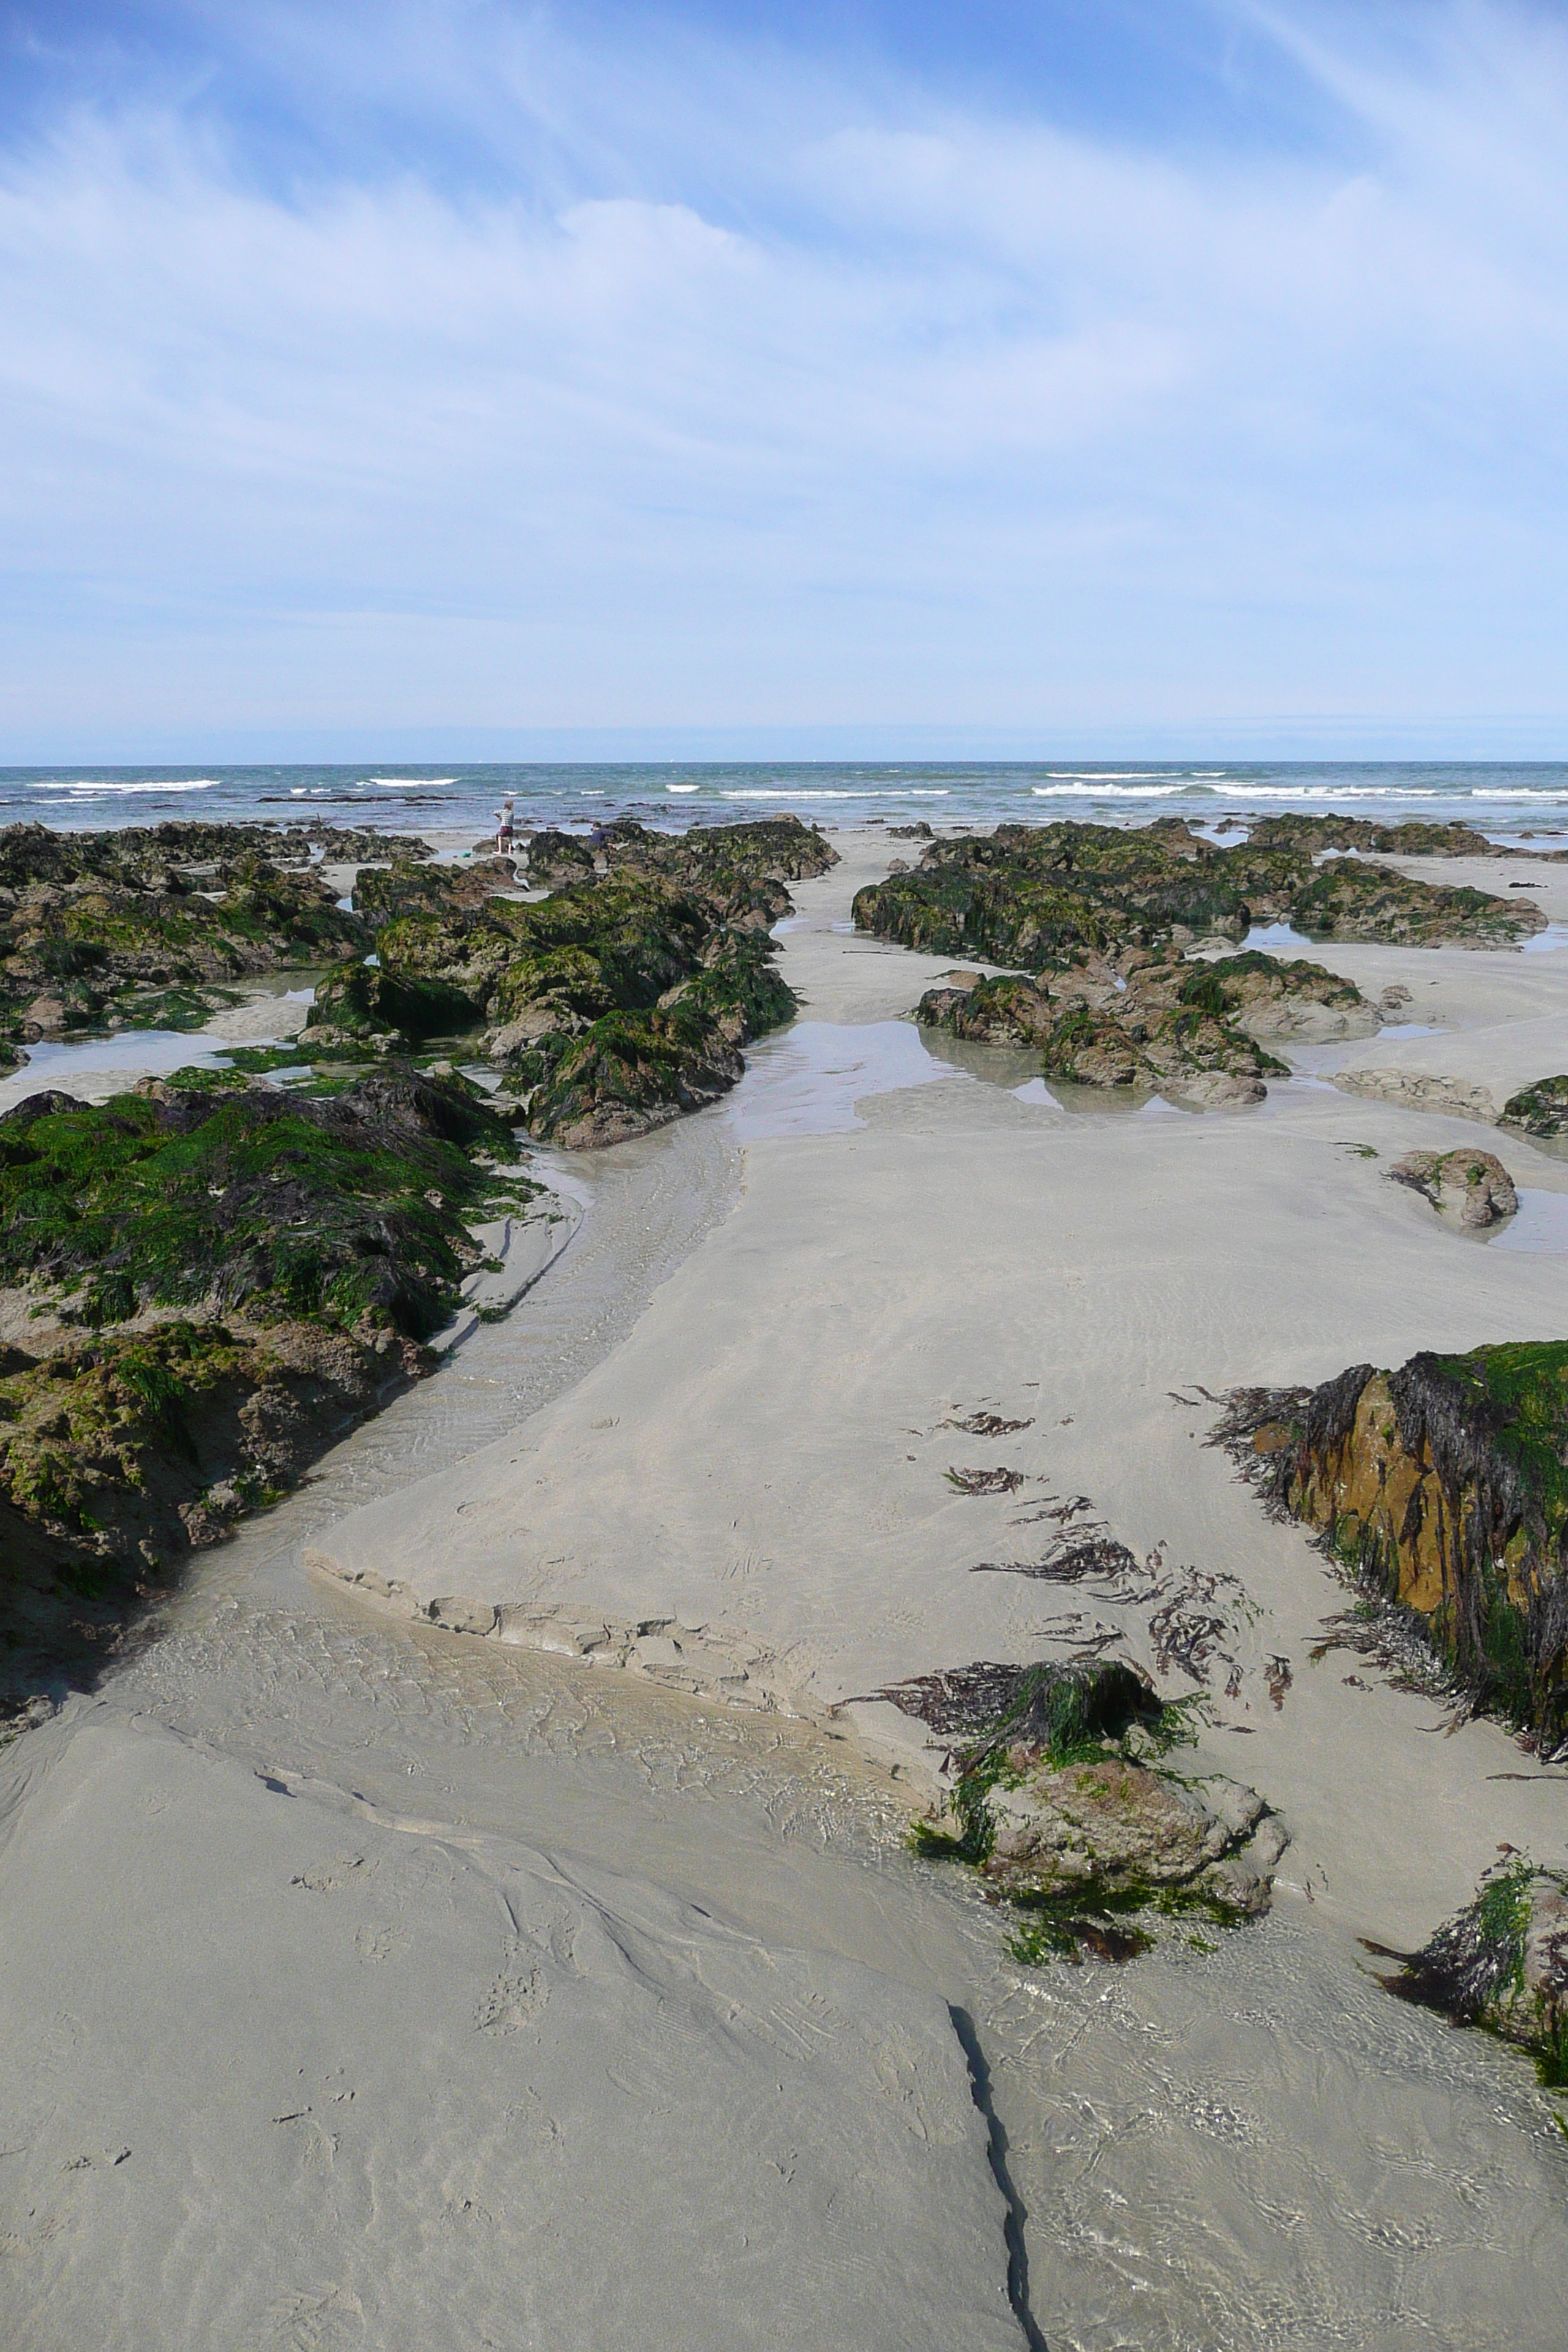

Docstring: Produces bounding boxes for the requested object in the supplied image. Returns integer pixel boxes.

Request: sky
[1,0,1566,761]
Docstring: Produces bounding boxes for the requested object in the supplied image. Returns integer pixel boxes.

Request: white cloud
[1,1,1567,745]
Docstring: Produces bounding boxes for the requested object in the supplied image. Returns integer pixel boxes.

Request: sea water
[7,759,1568,846]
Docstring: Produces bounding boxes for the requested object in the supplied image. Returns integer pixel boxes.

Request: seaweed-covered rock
[1286,856,1541,946]
[0,1069,523,1339]
[1389,1148,1518,1228]
[917,952,1292,1101]
[353,856,517,930]
[857,821,1251,967]
[902,1659,1284,1962]
[306,959,482,1045]
[1184,949,1376,1041]
[368,859,802,1145]
[0,852,369,1035]
[1500,1075,1568,1138]
[1243,813,1555,861]
[0,1066,540,1710]
[1382,1858,1568,2079]
[916,973,1061,1047]
[856,818,1542,969]
[1232,1344,1568,1744]
[516,928,796,1146]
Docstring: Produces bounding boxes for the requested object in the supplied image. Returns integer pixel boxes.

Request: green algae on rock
[1380,1856,1568,2086]
[0,1067,539,1712]
[0,1069,524,1338]
[0,833,370,1039]
[358,821,828,1143]
[856,818,1544,972]
[1218,1344,1568,1748]
[914,949,1353,1101]
[892,1658,1285,1962]
[1500,1076,1568,1138]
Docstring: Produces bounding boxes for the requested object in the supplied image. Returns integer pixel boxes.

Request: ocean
[5,759,1568,844]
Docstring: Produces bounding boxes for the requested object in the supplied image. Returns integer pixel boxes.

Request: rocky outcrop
[1389,1148,1518,1227]
[0,842,369,1039]
[1221,1344,1568,1746]
[1382,1858,1568,2080]
[1240,813,1564,861]
[1501,1075,1568,1137]
[352,856,519,930]
[1333,1069,1498,1123]
[0,1067,539,1714]
[304,959,482,1049]
[855,818,1543,970]
[899,1659,1285,1962]
[913,949,1357,1103]
[369,834,814,1145]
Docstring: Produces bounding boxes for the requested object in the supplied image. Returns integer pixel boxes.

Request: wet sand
[3,828,1568,2347]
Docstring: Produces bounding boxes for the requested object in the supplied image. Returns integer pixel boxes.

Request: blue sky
[2,0,1567,759]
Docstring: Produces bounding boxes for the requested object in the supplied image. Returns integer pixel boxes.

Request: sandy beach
[3,823,1568,2347]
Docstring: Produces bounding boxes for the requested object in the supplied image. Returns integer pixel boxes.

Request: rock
[1382,1859,1568,2066]
[0,1040,27,1074]
[1175,1070,1267,1108]
[904,1659,1284,1961]
[23,996,67,1036]
[1389,1147,1518,1227]
[1500,1074,1568,1137]
[853,818,1541,970]
[984,1756,1273,1912]
[1217,1343,1568,1744]
[1333,1068,1498,1122]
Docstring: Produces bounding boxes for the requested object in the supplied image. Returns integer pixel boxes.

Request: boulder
[1389,1147,1518,1227]
[1501,1074,1568,1138]
[1383,1859,1568,2067]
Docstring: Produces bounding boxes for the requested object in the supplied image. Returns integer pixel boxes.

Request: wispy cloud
[1,1,1566,752]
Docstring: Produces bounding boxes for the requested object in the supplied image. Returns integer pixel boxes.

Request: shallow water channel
[5,1028,1567,2348]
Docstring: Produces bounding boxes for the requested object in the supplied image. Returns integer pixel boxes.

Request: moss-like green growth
[903,1659,1271,1966]
[0,1068,524,1342]
[0,829,370,1035]
[856,818,1542,970]
[1500,1074,1568,1137]
[352,857,518,930]
[309,959,482,1044]
[519,929,796,1145]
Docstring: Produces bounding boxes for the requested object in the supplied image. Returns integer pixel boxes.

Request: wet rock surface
[1500,1074,1568,1137]
[0,822,371,1040]
[913,948,1377,1101]
[339,817,833,1145]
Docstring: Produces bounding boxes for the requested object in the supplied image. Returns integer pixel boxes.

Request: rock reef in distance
[855,817,1545,973]
[323,815,837,1144]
